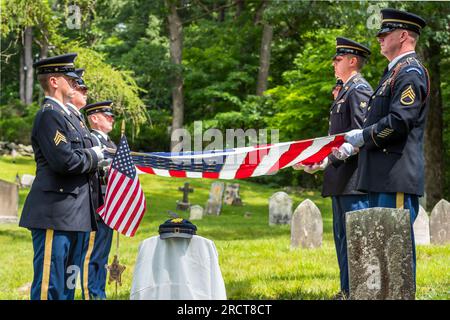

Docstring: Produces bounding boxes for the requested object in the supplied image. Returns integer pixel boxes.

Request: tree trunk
[235,0,244,18]
[213,1,226,22]
[19,52,25,103]
[254,0,267,24]
[23,27,34,105]
[39,36,49,60]
[256,23,273,96]
[166,0,184,151]
[423,39,443,210]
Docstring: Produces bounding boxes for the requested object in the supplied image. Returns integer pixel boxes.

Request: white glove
[332,143,358,161]
[98,157,112,169]
[345,129,364,147]
[293,157,329,174]
[90,146,105,161]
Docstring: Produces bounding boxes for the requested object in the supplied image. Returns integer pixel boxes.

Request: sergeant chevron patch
[54,130,67,146]
[400,85,416,105]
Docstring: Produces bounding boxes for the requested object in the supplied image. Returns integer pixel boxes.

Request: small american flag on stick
[98,135,147,237]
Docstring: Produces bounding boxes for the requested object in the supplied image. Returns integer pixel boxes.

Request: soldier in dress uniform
[294,37,373,299]
[334,9,429,291]
[66,68,95,147]
[80,101,116,299]
[19,53,105,300]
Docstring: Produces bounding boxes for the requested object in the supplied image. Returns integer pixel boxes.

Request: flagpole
[114,119,126,298]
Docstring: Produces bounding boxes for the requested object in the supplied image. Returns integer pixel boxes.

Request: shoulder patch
[405,67,423,75]
[355,83,368,89]
[400,85,416,106]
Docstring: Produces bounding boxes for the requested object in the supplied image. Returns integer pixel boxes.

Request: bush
[0,102,39,144]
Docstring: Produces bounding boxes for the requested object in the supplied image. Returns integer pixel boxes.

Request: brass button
[59,188,63,192]
[383,149,387,153]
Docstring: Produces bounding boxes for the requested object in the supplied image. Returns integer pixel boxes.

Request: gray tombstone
[176,182,193,211]
[346,208,415,300]
[413,206,430,245]
[0,179,19,223]
[430,199,450,245]
[268,192,292,225]
[20,174,35,188]
[290,199,323,248]
[189,205,204,220]
[224,183,243,206]
[205,182,225,216]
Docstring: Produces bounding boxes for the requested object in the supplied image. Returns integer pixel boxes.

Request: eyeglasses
[61,76,78,88]
[75,85,88,94]
[102,113,115,120]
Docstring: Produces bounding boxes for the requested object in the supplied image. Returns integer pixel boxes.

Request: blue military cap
[158,218,197,239]
[377,8,426,37]
[74,68,88,89]
[82,100,114,117]
[33,53,79,78]
[334,37,371,59]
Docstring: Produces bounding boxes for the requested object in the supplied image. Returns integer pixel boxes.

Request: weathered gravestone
[0,179,19,223]
[290,199,323,248]
[176,182,193,211]
[189,205,204,221]
[413,206,430,245]
[224,183,243,206]
[430,199,450,245]
[205,182,225,215]
[346,208,415,300]
[268,192,292,225]
[20,174,35,188]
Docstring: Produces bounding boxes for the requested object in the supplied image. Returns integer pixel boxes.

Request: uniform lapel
[331,77,356,112]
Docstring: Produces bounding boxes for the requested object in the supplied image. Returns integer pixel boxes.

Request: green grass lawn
[0,156,449,300]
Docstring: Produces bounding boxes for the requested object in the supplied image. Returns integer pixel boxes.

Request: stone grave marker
[20,174,35,188]
[268,192,292,225]
[205,182,225,216]
[346,208,415,300]
[291,199,323,248]
[413,206,430,245]
[224,183,243,206]
[189,205,204,220]
[176,182,193,211]
[430,199,450,245]
[0,179,19,223]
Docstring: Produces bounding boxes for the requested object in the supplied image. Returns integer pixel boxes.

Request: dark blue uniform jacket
[322,73,373,197]
[20,98,100,232]
[357,53,430,196]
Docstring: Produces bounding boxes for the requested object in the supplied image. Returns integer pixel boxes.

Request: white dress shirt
[45,96,71,116]
[388,51,415,71]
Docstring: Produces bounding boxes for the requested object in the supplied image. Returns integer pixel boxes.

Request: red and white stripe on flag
[97,135,146,237]
[134,134,345,180]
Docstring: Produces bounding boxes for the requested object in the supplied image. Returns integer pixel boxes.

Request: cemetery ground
[0,156,449,300]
